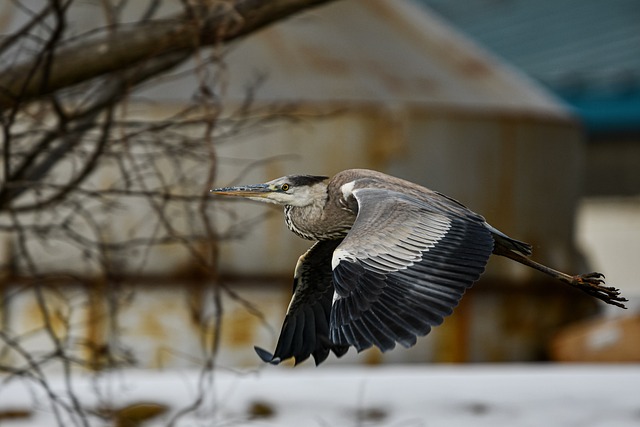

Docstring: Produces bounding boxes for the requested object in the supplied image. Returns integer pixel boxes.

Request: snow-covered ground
[1,365,639,426]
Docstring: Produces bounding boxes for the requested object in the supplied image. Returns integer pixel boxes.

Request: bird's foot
[570,272,628,309]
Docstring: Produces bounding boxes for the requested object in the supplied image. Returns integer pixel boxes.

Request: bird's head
[211,174,329,207]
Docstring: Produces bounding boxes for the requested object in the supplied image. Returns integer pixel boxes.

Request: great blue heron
[211,169,626,365]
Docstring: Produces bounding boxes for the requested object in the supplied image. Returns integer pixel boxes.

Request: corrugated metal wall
[0,0,599,368]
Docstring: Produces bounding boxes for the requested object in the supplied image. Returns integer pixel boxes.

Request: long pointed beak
[210,183,272,198]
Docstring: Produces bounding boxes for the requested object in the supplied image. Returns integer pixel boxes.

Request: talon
[571,272,628,309]
[583,272,604,279]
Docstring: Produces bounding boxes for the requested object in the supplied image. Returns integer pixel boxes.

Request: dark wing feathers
[330,188,494,353]
[254,240,349,365]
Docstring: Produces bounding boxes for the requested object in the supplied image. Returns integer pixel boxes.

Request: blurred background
[0,0,638,425]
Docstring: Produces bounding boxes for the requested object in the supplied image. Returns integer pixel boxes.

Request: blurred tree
[0,1,335,426]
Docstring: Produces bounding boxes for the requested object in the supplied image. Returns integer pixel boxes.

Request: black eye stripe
[287,175,328,186]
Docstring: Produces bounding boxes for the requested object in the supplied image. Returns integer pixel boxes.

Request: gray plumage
[211,169,626,366]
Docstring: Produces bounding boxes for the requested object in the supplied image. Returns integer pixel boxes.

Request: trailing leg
[497,248,627,309]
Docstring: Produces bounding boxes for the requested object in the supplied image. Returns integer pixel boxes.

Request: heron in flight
[211,169,626,365]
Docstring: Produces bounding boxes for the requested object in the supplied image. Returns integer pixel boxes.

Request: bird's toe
[571,272,628,309]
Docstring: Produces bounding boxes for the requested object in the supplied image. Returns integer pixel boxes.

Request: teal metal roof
[416,0,640,133]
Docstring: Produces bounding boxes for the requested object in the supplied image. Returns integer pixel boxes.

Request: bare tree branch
[0,0,336,110]
[0,50,190,210]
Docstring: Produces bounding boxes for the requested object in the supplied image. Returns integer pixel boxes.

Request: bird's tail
[484,222,533,256]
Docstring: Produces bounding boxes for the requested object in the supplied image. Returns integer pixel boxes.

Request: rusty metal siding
[219,0,572,115]
[0,278,597,369]
[0,0,596,368]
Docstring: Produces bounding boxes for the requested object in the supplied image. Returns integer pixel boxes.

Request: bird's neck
[284,183,355,241]
[284,192,328,241]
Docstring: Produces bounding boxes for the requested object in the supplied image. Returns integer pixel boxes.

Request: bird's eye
[281,183,290,191]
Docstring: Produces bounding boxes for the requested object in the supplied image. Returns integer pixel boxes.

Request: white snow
[1,365,639,426]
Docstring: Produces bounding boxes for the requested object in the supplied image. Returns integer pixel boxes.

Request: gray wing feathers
[330,188,494,352]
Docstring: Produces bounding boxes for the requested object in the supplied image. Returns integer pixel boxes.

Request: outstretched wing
[255,240,349,365]
[330,188,494,352]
